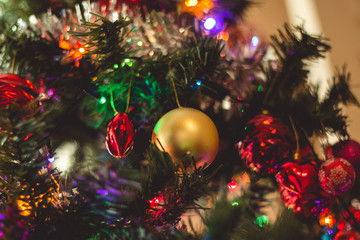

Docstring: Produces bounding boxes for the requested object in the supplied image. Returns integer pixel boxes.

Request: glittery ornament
[237,114,295,174]
[276,162,333,217]
[106,112,135,158]
[332,140,360,175]
[0,74,37,108]
[318,158,356,196]
[343,207,360,227]
[335,230,360,240]
[152,107,219,169]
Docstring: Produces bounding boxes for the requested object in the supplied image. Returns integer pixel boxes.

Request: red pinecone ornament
[0,74,37,108]
[106,112,135,158]
[331,139,360,175]
[237,114,295,174]
[276,162,333,217]
[318,158,356,196]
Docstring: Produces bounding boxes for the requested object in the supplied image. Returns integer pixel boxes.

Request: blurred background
[245,0,360,141]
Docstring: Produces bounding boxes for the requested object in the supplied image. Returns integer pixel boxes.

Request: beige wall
[245,0,289,39]
[316,0,360,141]
[245,0,360,141]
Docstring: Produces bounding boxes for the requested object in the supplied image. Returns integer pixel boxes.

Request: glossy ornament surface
[0,73,37,108]
[237,114,294,174]
[152,107,219,169]
[106,112,135,158]
[276,162,333,217]
[332,139,360,174]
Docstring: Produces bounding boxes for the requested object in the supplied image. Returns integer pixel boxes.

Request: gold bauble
[152,107,219,169]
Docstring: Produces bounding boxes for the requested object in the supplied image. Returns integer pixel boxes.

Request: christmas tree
[0,0,360,239]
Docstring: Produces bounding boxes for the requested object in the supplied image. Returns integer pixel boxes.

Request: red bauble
[335,231,360,240]
[0,74,37,108]
[237,114,295,174]
[332,140,360,175]
[343,207,360,226]
[276,162,333,217]
[105,112,135,158]
[318,158,356,196]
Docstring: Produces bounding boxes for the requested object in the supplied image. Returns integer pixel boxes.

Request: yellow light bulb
[185,0,198,7]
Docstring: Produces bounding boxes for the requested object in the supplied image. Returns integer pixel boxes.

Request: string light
[217,31,229,41]
[256,215,269,227]
[185,0,198,7]
[319,210,336,227]
[251,36,259,47]
[204,17,216,30]
[99,96,107,104]
[17,199,32,216]
[228,180,238,191]
[48,156,55,163]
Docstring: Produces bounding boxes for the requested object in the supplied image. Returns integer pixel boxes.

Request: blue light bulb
[251,36,259,47]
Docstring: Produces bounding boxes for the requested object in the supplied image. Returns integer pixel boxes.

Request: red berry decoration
[0,73,37,108]
[237,114,295,174]
[332,139,360,175]
[105,112,135,158]
[276,162,333,217]
[318,158,356,196]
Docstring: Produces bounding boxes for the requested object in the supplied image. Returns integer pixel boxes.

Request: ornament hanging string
[168,60,181,108]
[301,129,322,166]
[109,82,118,114]
[125,77,134,113]
[289,115,300,160]
[11,52,16,74]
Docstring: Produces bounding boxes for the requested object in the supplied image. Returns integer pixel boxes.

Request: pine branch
[71,14,134,72]
[254,24,360,137]
[323,65,360,107]
[173,36,224,88]
[0,105,65,237]
[263,23,330,106]
[135,144,214,227]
